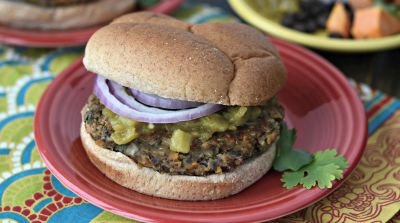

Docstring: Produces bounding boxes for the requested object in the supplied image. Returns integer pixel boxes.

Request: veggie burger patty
[84,95,284,176]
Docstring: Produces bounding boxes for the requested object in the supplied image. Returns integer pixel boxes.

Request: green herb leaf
[276,122,296,154]
[374,0,400,19]
[281,149,349,189]
[313,149,349,170]
[273,123,313,171]
[281,171,304,189]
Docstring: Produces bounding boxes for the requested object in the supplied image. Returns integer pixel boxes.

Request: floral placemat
[0,2,399,223]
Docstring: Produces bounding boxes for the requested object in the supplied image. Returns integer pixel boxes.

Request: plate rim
[34,37,368,222]
[228,0,400,52]
[0,0,184,48]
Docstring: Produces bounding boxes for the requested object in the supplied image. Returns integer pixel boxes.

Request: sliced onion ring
[108,80,169,114]
[131,88,203,109]
[94,75,223,123]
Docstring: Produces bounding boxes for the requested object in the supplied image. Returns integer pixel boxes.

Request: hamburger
[0,0,135,30]
[81,12,286,200]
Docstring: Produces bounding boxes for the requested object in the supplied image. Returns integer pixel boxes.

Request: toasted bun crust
[84,12,286,106]
[0,0,135,30]
[80,122,276,200]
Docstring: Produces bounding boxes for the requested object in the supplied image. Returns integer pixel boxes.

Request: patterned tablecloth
[0,2,399,223]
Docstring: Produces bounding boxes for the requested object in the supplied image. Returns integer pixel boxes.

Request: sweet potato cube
[351,7,400,38]
[326,2,351,38]
[349,0,374,9]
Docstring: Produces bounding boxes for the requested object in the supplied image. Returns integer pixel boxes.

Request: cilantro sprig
[274,123,349,190]
[282,150,349,189]
[273,124,312,172]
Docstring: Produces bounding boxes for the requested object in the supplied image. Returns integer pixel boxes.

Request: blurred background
[204,0,400,97]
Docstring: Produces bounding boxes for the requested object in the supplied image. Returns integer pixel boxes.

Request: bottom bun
[80,122,276,200]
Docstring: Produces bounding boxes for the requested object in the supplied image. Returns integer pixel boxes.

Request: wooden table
[199,0,400,97]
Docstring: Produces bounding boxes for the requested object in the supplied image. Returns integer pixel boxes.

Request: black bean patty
[14,0,97,7]
[84,95,284,176]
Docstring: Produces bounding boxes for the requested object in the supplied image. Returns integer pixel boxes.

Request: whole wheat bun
[81,122,276,200]
[0,0,135,30]
[84,12,286,106]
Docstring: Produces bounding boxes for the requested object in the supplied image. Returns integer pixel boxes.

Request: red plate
[34,38,367,222]
[0,0,183,47]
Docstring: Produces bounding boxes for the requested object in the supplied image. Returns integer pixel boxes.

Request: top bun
[84,12,286,106]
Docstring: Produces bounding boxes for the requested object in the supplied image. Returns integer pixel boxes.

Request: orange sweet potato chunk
[326,2,351,37]
[351,7,400,39]
[349,0,373,9]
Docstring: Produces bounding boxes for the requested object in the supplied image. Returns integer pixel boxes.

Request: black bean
[282,14,295,28]
[161,165,169,172]
[114,144,127,153]
[183,156,192,165]
[294,12,308,22]
[84,112,92,123]
[305,20,318,33]
[309,3,325,16]
[199,159,208,167]
[228,150,241,156]
[149,154,160,165]
[221,166,230,172]
[300,0,313,11]
[293,23,307,32]
[317,14,328,29]
[209,160,218,170]
[329,33,344,38]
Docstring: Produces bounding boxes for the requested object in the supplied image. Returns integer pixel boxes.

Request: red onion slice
[108,80,169,114]
[131,89,203,109]
[94,75,223,123]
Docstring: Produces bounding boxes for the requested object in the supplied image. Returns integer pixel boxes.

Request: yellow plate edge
[228,0,400,52]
